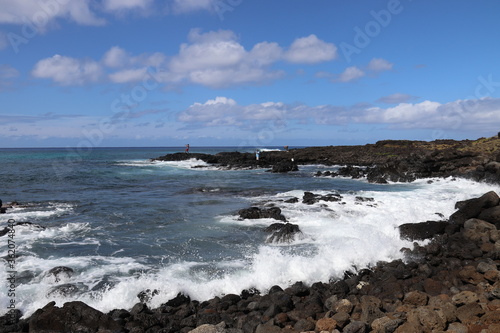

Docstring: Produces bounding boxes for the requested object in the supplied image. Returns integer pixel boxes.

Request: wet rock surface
[5,191,500,332]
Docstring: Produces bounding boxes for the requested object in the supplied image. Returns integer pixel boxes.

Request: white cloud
[284,34,337,64]
[248,42,283,66]
[103,46,130,68]
[367,58,393,72]
[103,0,153,11]
[0,0,105,26]
[170,30,246,74]
[338,66,365,82]
[30,30,336,88]
[32,55,102,85]
[178,97,500,133]
[109,68,148,83]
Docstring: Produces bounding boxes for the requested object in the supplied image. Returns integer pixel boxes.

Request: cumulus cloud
[284,34,337,64]
[32,55,102,85]
[377,93,418,104]
[108,68,149,83]
[338,66,365,82]
[178,96,500,133]
[0,0,105,26]
[31,29,336,88]
[367,58,393,72]
[103,46,130,68]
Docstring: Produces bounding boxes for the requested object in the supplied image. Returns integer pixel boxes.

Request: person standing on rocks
[255,150,260,161]
[185,144,190,154]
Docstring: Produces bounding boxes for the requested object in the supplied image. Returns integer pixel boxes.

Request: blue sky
[1,0,500,148]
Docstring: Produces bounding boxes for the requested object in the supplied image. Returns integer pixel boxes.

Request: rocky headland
[153,135,500,183]
[3,135,500,333]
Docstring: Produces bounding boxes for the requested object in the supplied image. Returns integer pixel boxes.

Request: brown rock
[458,266,484,285]
[333,299,354,314]
[485,270,500,283]
[463,218,497,242]
[394,320,423,333]
[255,319,282,333]
[456,302,485,323]
[274,312,289,327]
[488,323,500,332]
[428,295,457,322]
[481,242,496,253]
[481,310,500,325]
[360,295,384,325]
[452,291,480,306]
[447,322,468,333]
[403,291,429,307]
[315,317,337,332]
[479,206,500,226]
[331,311,350,329]
[415,306,447,332]
[423,278,444,296]
[371,316,404,333]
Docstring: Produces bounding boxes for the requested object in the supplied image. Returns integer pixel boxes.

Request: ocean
[1,146,499,318]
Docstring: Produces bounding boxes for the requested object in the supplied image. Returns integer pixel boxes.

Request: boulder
[270,160,298,173]
[399,221,449,241]
[478,206,500,226]
[29,301,122,333]
[302,191,342,205]
[450,191,500,224]
[265,223,303,243]
[463,218,497,242]
[238,207,286,222]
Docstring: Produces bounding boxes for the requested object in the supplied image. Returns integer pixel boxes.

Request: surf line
[5,219,18,324]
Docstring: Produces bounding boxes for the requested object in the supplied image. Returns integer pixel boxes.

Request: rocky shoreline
[3,190,500,332]
[3,136,500,333]
[153,136,500,183]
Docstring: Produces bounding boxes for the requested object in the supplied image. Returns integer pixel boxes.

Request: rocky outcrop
[238,207,287,222]
[399,220,450,241]
[302,192,342,205]
[449,191,500,225]
[264,223,303,243]
[153,136,500,183]
[28,301,122,333]
[270,160,298,173]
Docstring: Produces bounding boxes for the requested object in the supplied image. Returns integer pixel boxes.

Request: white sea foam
[151,158,213,170]
[2,177,500,318]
